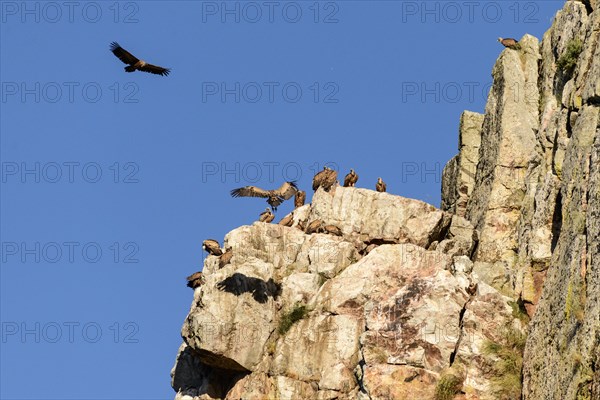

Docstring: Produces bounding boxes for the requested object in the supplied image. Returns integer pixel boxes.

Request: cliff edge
[172,1,600,398]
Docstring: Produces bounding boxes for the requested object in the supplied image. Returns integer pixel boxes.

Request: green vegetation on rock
[434,372,463,400]
[483,327,527,399]
[557,39,583,72]
[278,304,309,335]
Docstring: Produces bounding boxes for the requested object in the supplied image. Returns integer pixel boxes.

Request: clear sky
[0,1,564,398]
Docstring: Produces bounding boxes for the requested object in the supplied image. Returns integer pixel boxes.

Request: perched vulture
[498,37,520,50]
[259,208,275,223]
[376,177,387,193]
[203,239,223,256]
[312,167,337,192]
[323,225,342,236]
[278,214,294,227]
[296,220,307,231]
[231,181,298,212]
[343,169,358,187]
[294,190,306,208]
[219,248,233,269]
[305,219,323,234]
[110,42,171,76]
[466,282,478,296]
[186,272,203,289]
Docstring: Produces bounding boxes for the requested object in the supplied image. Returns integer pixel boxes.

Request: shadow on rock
[217,273,282,303]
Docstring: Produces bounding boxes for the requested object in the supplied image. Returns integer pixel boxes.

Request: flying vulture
[219,247,233,269]
[343,169,358,187]
[203,239,223,256]
[312,167,337,192]
[231,181,298,212]
[498,37,520,50]
[376,177,387,193]
[259,208,275,223]
[294,190,306,208]
[278,214,294,227]
[186,272,203,289]
[110,42,171,76]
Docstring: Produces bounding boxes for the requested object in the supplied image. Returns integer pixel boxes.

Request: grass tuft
[278,304,309,335]
[482,326,527,399]
[557,39,583,73]
[434,373,463,400]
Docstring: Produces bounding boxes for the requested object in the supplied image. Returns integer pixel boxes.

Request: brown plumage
[343,169,358,187]
[231,181,298,212]
[259,208,275,223]
[312,167,337,192]
[296,220,307,231]
[498,37,520,49]
[323,225,342,236]
[110,42,170,76]
[376,177,387,193]
[219,248,233,269]
[305,219,323,234]
[294,190,306,208]
[466,282,478,296]
[278,214,294,227]
[186,272,203,289]
[203,239,223,256]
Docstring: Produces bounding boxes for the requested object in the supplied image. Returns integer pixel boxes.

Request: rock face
[441,111,484,217]
[441,2,600,399]
[172,2,600,399]
[171,188,518,399]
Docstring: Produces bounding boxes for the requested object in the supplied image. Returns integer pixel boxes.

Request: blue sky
[1,1,564,398]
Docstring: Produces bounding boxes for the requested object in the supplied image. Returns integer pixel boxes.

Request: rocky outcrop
[441,111,484,217]
[441,2,600,399]
[173,2,600,398]
[520,3,600,399]
[171,188,518,399]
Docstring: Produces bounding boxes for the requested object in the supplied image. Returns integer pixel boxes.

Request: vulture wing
[295,190,306,208]
[343,173,352,187]
[313,171,326,190]
[186,272,202,282]
[275,181,298,200]
[110,42,139,65]
[231,186,271,199]
[325,170,338,188]
[138,63,171,76]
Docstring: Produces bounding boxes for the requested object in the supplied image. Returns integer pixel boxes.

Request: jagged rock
[519,4,600,399]
[465,34,541,269]
[309,186,451,248]
[441,111,484,216]
[173,203,517,399]
[436,215,477,258]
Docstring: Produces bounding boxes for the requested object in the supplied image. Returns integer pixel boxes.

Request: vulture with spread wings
[110,42,171,76]
[230,181,298,211]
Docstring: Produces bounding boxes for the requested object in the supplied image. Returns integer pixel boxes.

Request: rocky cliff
[172,1,600,398]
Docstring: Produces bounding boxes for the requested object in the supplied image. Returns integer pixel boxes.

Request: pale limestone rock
[309,186,450,248]
[437,215,477,259]
[465,34,541,269]
[173,226,518,398]
[442,111,484,216]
